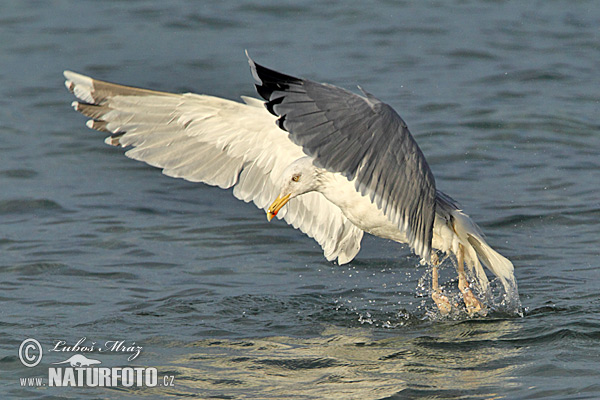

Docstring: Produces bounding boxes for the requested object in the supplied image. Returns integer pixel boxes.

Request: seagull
[64,53,520,315]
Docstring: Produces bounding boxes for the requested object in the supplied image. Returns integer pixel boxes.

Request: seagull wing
[64,71,363,264]
[248,57,436,260]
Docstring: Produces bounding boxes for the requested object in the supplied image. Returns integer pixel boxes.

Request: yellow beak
[267,193,291,221]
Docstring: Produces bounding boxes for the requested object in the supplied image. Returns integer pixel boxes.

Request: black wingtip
[245,52,303,102]
[246,50,261,85]
[276,114,288,131]
[265,95,284,115]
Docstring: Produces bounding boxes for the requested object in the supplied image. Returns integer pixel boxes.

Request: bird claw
[432,291,453,315]
[460,287,487,316]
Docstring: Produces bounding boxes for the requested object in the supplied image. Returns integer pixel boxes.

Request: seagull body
[287,159,409,243]
[64,55,520,313]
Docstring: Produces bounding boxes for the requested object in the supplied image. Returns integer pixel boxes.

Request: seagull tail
[451,210,521,311]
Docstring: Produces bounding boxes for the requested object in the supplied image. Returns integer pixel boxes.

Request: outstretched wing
[248,56,436,260]
[64,71,363,264]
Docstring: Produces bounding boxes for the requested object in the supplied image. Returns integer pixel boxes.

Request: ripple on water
[143,321,523,399]
[0,169,37,179]
[0,198,67,215]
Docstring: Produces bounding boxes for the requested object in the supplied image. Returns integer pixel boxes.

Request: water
[1,0,599,398]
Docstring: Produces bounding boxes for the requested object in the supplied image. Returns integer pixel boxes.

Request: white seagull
[64,53,520,315]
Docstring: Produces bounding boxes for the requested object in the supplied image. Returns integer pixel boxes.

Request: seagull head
[267,157,322,221]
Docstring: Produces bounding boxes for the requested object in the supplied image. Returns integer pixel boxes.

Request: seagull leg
[431,253,452,315]
[457,244,485,315]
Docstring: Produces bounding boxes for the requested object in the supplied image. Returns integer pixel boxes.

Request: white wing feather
[64,71,363,264]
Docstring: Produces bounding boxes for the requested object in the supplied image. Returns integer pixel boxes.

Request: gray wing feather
[248,56,436,260]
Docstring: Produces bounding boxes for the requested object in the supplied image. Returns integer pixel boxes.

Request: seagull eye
[291,175,300,182]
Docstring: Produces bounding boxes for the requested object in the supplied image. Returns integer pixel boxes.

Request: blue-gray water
[1,1,599,399]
